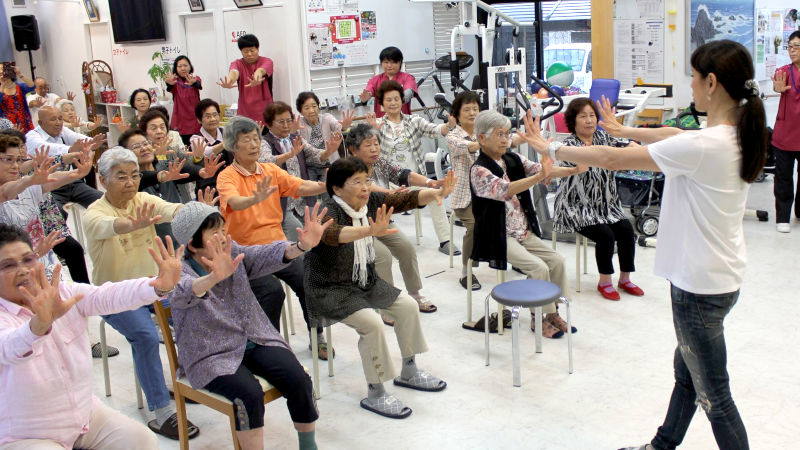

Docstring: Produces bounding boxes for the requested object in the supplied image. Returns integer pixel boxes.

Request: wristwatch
[154,285,175,297]
[548,141,563,161]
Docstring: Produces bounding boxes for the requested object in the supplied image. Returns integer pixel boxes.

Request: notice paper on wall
[614,0,664,20]
[614,19,665,90]
[309,23,335,68]
[754,7,798,81]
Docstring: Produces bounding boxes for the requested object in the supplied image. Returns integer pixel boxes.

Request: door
[183,13,220,102]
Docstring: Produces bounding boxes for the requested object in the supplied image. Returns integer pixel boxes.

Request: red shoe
[618,280,644,296]
[597,283,620,301]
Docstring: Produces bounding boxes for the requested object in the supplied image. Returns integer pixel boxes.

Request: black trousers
[52,236,89,283]
[773,145,800,223]
[205,345,318,430]
[50,180,102,216]
[248,256,321,334]
[576,219,636,275]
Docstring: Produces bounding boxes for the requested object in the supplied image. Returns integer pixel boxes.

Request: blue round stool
[485,279,574,386]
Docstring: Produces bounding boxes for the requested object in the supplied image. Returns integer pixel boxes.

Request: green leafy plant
[147,51,171,89]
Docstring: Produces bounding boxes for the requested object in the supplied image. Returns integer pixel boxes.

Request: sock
[400,356,418,380]
[461,266,468,277]
[309,329,325,344]
[408,291,421,300]
[298,430,317,450]
[439,240,449,248]
[619,274,631,283]
[367,383,385,399]
[598,280,613,287]
[154,405,174,427]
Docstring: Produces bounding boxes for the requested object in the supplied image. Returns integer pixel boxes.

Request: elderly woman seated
[0,223,181,449]
[55,99,101,134]
[304,157,452,419]
[167,202,324,450]
[552,98,644,301]
[345,123,442,314]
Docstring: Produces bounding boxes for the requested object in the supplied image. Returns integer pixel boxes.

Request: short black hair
[237,34,259,50]
[379,46,403,64]
[149,105,171,124]
[562,97,598,135]
[376,80,404,106]
[0,223,32,252]
[172,55,194,80]
[119,128,147,149]
[451,91,481,124]
[263,101,293,126]
[789,30,800,42]
[138,109,169,133]
[0,128,26,143]
[344,123,380,154]
[187,212,225,254]
[326,157,369,196]
[296,91,320,112]
[0,134,23,153]
[129,88,152,108]
[195,98,220,120]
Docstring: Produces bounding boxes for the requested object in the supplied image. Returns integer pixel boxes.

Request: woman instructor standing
[771,30,800,233]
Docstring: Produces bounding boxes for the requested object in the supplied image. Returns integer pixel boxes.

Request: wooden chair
[152,301,283,450]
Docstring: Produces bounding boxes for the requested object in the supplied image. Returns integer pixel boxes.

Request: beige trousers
[340,293,429,384]
[504,234,568,314]
[408,186,451,244]
[453,204,477,267]
[0,401,158,450]
[375,224,422,293]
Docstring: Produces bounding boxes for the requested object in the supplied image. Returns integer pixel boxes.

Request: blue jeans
[103,305,171,412]
[651,285,748,450]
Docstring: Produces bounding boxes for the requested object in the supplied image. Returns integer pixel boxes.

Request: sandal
[530,317,564,339]
[414,297,437,313]
[147,413,200,440]
[308,340,335,360]
[91,342,119,358]
[381,313,395,327]
[393,370,447,392]
[360,394,412,419]
[459,274,481,291]
[545,313,577,334]
[461,314,498,333]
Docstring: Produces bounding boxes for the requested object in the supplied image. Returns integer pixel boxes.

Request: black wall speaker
[10,15,41,52]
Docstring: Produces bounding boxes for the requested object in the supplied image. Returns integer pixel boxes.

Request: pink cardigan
[298,113,343,163]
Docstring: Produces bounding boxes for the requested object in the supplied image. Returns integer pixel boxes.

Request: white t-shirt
[647,125,748,294]
[26,92,59,124]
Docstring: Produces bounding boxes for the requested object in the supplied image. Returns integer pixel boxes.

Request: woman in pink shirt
[771,30,800,233]
[165,55,202,145]
[0,225,182,449]
[217,34,274,122]
[359,47,418,118]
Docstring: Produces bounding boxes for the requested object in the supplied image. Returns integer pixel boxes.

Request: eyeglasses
[273,119,293,126]
[112,173,141,183]
[346,179,372,188]
[128,141,153,152]
[488,132,514,141]
[202,112,220,119]
[787,43,800,51]
[0,253,39,273]
[0,155,30,165]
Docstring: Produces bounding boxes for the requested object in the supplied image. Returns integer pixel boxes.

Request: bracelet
[193,156,203,164]
[548,140,563,161]
[295,241,309,252]
[154,285,175,297]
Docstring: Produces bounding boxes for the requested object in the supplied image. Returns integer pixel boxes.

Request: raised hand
[163,72,177,86]
[152,135,171,157]
[290,115,305,134]
[359,89,372,103]
[365,112,380,129]
[29,147,58,185]
[338,109,355,130]
[114,121,130,134]
[445,112,457,130]
[256,120,266,136]
[596,95,625,137]
[771,70,791,93]
[28,97,45,108]
[290,135,305,156]
[21,263,84,336]
[71,148,95,178]
[516,109,550,155]
[296,203,333,250]
[200,233,244,283]
[251,175,277,205]
[33,230,65,257]
[198,153,225,179]
[148,236,183,293]
[197,186,219,206]
[66,91,76,101]
[433,170,456,205]
[540,155,554,183]
[217,76,236,89]
[244,71,264,88]
[126,203,162,232]
[186,73,199,86]
[368,205,397,237]
[161,158,189,182]
[324,131,343,156]
[191,138,207,159]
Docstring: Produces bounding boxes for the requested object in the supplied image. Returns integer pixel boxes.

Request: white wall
[3,0,309,120]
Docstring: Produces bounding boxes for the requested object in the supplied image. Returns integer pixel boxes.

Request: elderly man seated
[0,223,181,449]
[470,110,580,339]
[83,148,212,440]
[216,116,331,359]
[26,77,70,123]
[24,106,105,210]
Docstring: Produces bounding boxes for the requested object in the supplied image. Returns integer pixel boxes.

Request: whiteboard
[305,0,436,70]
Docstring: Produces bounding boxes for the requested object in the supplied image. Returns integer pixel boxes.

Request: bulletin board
[754,5,799,80]
[304,0,436,70]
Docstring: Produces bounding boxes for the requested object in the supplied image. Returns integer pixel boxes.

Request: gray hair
[344,123,380,152]
[474,110,511,138]
[223,115,260,152]
[98,146,138,178]
[55,99,73,112]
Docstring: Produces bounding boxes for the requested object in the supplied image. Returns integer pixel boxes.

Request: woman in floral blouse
[0,63,35,133]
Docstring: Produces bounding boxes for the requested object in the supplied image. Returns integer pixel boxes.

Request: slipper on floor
[416,299,437,313]
[360,394,412,419]
[459,274,481,291]
[393,370,447,392]
[91,343,119,358]
[461,314,499,333]
[147,413,199,440]
[308,341,335,360]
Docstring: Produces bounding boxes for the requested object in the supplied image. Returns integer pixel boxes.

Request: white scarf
[333,195,375,287]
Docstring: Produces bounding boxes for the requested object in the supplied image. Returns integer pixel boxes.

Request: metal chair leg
[280,305,289,343]
[484,294,491,366]
[511,306,520,387]
[534,306,543,353]
[552,230,557,250]
[448,211,454,268]
[326,326,334,377]
[134,372,144,409]
[562,297,574,374]
[99,319,111,397]
[466,259,473,322]
[311,331,320,399]
[414,208,422,245]
[575,237,582,292]
[496,270,505,335]
[583,236,588,274]
[284,282,296,335]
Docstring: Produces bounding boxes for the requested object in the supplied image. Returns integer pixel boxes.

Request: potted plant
[147,51,171,99]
